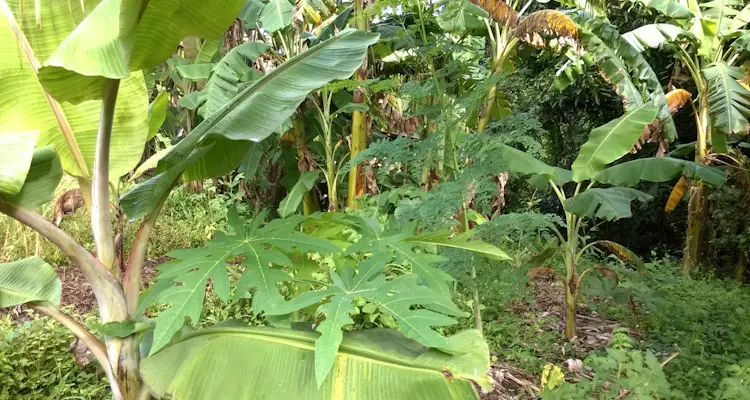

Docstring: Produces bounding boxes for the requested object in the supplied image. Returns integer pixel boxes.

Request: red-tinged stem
[123,196,168,316]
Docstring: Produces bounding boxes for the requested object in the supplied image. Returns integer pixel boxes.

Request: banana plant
[0,0,378,395]
[624,0,750,273]
[560,0,750,273]
[485,104,726,338]
[448,0,580,132]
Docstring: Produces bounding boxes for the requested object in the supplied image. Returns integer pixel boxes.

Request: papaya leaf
[142,210,339,355]
[267,256,465,386]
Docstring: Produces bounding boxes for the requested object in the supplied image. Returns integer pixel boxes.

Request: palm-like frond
[468,0,520,26]
[514,10,579,48]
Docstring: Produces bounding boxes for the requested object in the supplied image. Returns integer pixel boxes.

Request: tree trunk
[683,183,707,275]
[683,95,710,275]
[737,252,747,283]
[346,0,369,209]
[564,280,576,339]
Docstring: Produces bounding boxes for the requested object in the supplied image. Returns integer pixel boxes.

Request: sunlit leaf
[0,257,61,308]
[140,325,489,399]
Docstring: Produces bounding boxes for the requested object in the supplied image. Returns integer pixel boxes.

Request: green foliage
[0,257,61,308]
[0,313,108,400]
[716,360,750,400]
[542,331,674,399]
[140,325,489,399]
[604,257,750,398]
[141,210,502,384]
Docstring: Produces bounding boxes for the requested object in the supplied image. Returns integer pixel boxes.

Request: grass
[0,176,231,266]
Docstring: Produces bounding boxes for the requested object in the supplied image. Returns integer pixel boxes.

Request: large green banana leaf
[594,157,727,187]
[140,324,490,400]
[1,0,148,179]
[35,0,245,103]
[121,29,380,220]
[703,62,750,141]
[565,187,653,221]
[629,0,693,19]
[729,4,750,32]
[0,257,61,308]
[572,105,659,182]
[260,0,294,33]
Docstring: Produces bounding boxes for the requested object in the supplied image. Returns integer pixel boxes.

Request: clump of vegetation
[0,312,109,400]
[1,0,750,399]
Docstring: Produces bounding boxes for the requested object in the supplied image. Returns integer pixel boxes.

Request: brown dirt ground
[56,256,167,314]
[478,278,630,399]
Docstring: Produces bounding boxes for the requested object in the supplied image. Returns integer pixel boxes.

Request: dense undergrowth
[2,0,750,398]
[3,203,750,399]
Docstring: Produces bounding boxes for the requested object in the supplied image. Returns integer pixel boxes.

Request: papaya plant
[0,1,503,399]
[0,0,422,397]
[482,104,727,338]
[136,209,505,397]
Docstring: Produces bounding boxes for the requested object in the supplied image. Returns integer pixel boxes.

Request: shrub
[0,312,108,400]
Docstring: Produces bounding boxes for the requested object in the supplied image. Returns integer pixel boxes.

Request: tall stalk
[346,0,369,209]
[682,56,709,275]
[477,25,519,133]
[92,79,121,272]
[292,116,320,215]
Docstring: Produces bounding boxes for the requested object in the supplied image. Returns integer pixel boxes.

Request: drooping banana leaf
[565,187,653,221]
[0,0,148,179]
[278,171,320,218]
[622,23,694,52]
[121,30,379,220]
[0,130,39,196]
[1,146,63,209]
[0,257,61,308]
[140,325,490,400]
[572,105,659,182]
[703,62,750,148]
[592,240,645,273]
[147,92,169,141]
[403,230,511,260]
[594,157,727,187]
[178,42,271,118]
[572,16,678,141]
